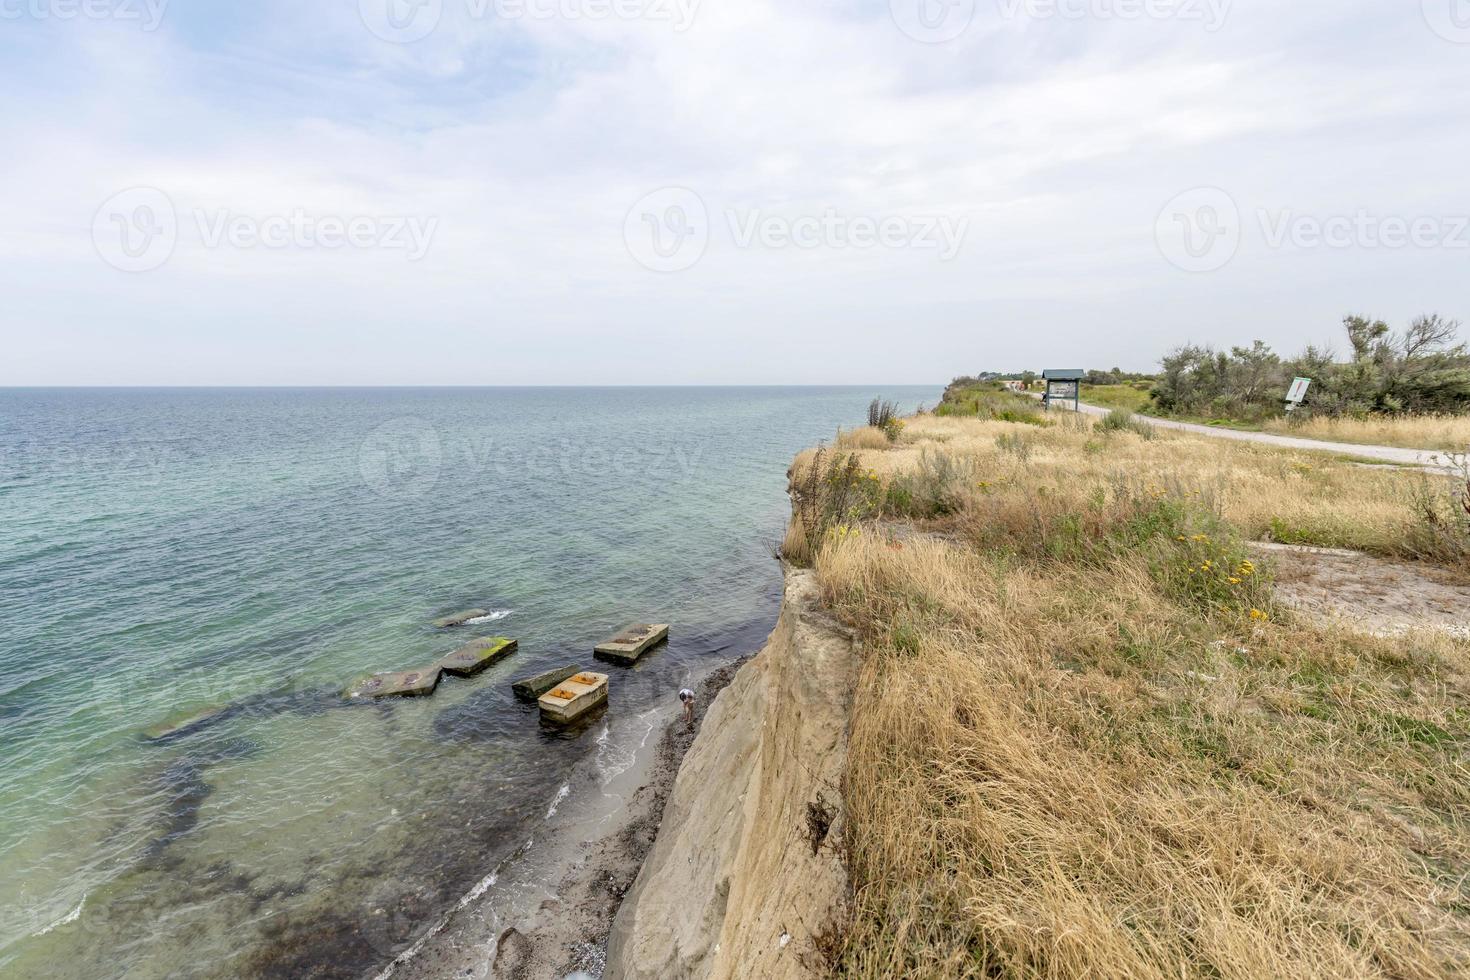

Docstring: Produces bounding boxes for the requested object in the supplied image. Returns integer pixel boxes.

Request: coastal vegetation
[785,410,1470,977]
[934,380,1049,424]
[1153,315,1470,421]
[957,314,1470,451]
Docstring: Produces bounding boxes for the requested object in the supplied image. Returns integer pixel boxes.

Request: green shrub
[995,432,1032,462]
[1403,452,1470,570]
[1097,409,1155,439]
[883,450,973,519]
[789,448,883,563]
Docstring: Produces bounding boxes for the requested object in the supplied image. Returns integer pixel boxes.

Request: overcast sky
[1,0,1467,385]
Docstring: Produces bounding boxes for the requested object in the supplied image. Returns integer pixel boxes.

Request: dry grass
[834,426,893,452]
[1263,413,1470,452]
[797,413,1470,978]
[810,414,1447,561]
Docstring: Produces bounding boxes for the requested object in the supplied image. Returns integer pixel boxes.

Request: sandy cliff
[605,569,855,980]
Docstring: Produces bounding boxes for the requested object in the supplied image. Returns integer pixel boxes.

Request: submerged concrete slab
[434,608,490,628]
[436,637,519,678]
[594,624,670,665]
[346,667,443,699]
[143,706,227,742]
[512,665,582,702]
[538,672,609,725]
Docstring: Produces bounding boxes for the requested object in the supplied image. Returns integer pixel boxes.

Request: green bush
[1097,409,1155,439]
[883,450,973,519]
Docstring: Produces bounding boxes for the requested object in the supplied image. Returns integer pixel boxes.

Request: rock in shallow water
[435,637,518,678]
[345,668,443,699]
[433,608,490,629]
[511,665,582,702]
[593,624,669,665]
[538,672,609,726]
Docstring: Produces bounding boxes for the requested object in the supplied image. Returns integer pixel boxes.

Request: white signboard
[1286,377,1312,404]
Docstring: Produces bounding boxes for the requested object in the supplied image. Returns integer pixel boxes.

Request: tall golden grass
[800,413,1470,978]
[1261,413,1470,451]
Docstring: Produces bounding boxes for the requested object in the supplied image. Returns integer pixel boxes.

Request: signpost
[1042,370,1084,412]
[1285,377,1312,413]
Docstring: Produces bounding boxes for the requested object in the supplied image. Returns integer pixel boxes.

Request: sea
[0,385,940,979]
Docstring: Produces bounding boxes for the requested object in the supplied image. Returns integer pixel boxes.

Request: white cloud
[1,0,1467,383]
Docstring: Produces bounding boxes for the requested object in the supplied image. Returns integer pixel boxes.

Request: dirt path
[1063,399,1452,468]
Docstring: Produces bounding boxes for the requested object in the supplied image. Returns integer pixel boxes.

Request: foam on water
[465,610,513,625]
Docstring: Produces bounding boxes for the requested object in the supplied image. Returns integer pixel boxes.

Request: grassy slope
[789,413,1470,978]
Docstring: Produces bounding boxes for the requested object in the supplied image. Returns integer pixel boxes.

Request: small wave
[464,610,513,625]
[372,835,536,980]
[594,715,657,788]
[545,783,571,819]
[32,895,85,938]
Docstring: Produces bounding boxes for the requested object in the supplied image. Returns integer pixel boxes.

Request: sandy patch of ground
[1254,542,1470,639]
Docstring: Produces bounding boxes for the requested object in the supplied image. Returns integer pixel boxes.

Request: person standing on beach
[679,688,697,728]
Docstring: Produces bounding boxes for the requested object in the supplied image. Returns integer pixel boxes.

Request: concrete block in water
[434,608,490,628]
[538,672,609,725]
[512,665,582,702]
[436,637,518,678]
[143,706,227,742]
[594,624,670,665]
[346,667,443,699]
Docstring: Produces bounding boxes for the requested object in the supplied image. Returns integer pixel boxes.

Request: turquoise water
[0,386,939,979]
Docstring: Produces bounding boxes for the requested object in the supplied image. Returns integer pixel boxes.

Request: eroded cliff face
[605,569,855,980]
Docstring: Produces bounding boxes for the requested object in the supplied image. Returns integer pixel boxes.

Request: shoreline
[380,657,750,980]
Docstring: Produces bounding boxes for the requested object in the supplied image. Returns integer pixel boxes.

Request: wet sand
[380,659,749,980]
